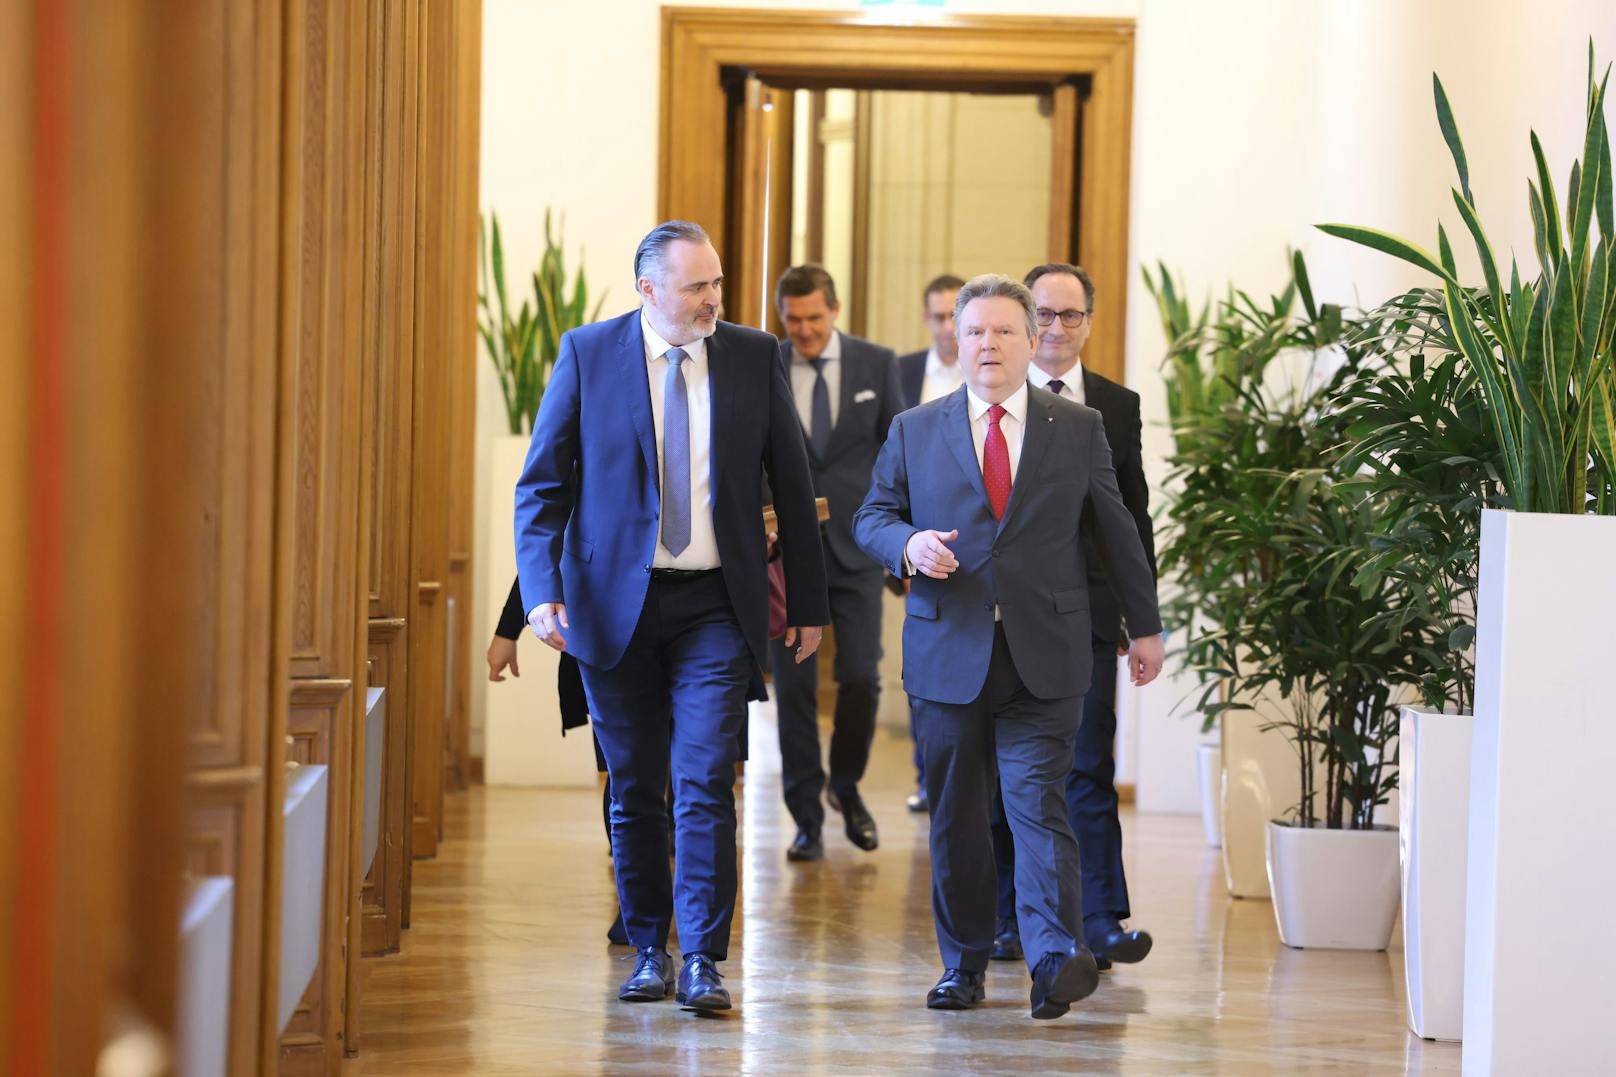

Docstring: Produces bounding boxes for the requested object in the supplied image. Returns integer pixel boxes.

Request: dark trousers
[914,624,1084,974]
[993,635,1129,934]
[577,572,751,960]
[768,563,883,833]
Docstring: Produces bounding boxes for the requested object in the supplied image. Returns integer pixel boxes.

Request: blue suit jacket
[514,310,830,673]
[896,348,927,410]
[853,384,1161,705]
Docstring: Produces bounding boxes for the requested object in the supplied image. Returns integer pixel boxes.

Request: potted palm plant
[1157,255,1343,898]
[1331,289,1498,1037]
[1321,48,1616,1069]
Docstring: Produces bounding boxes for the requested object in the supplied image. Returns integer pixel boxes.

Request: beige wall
[865,91,1051,354]
[474,0,1616,769]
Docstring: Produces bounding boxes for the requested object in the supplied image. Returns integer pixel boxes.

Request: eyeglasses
[1035,308,1092,328]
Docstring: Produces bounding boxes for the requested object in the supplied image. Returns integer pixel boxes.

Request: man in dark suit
[894,273,965,813]
[987,263,1159,972]
[515,221,829,1013]
[770,264,904,861]
[854,274,1163,1020]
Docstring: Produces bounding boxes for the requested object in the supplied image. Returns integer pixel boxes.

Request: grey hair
[954,273,1039,339]
[634,220,710,282]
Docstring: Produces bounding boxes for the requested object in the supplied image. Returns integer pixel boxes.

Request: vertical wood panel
[1048,82,1080,262]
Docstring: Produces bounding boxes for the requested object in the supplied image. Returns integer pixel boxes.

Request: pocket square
[854,388,877,403]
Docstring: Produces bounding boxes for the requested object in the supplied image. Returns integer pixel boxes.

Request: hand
[783,625,823,663]
[766,530,779,559]
[487,637,520,681]
[528,602,569,652]
[1126,633,1165,687]
[905,529,960,579]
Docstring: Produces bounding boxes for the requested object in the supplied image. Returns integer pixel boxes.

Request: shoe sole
[619,981,673,1002]
[1030,954,1100,1020]
[677,992,732,1012]
[785,848,823,862]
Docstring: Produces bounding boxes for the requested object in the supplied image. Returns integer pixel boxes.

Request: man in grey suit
[771,264,905,861]
[854,274,1163,1020]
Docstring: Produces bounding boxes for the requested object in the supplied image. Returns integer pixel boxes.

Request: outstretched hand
[905,529,960,579]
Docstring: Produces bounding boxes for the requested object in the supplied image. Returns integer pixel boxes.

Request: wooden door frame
[658,7,1136,384]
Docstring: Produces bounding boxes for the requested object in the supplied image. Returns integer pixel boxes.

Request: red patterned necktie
[983,404,1011,519]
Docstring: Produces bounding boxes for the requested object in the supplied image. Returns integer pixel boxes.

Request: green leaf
[1434,74,1473,204]
[1532,131,1565,266]
[1317,224,1457,284]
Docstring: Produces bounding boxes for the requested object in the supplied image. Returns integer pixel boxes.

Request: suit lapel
[826,339,862,459]
[616,313,660,490]
[996,387,1054,536]
[942,388,992,516]
[707,327,734,496]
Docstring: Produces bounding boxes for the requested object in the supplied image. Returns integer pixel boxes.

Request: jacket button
[983,603,992,611]
[992,549,1001,557]
[643,565,651,573]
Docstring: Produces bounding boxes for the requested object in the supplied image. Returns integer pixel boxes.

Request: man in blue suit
[515,221,829,1013]
[854,274,1163,1020]
[771,264,904,862]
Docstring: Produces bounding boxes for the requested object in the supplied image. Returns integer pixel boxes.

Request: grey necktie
[661,347,691,556]
[809,355,832,458]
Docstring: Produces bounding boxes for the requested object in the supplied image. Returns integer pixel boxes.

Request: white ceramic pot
[1198,743,1222,847]
[1265,820,1400,950]
[1464,510,1616,1073]
[1400,705,1471,1042]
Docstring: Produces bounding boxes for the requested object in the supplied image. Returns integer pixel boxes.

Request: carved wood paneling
[361,618,408,955]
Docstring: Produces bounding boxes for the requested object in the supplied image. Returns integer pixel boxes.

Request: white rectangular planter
[1221,709,1301,898]
[1198,742,1222,847]
[178,876,234,1077]
[1464,510,1616,1074]
[1400,705,1471,1042]
[1266,821,1400,949]
[485,434,598,788]
[279,763,329,1033]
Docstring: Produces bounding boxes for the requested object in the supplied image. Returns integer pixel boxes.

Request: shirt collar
[1028,361,1082,392]
[924,346,959,378]
[641,310,707,365]
[966,379,1029,425]
[795,330,842,364]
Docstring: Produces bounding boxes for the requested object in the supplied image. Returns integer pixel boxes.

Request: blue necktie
[661,347,691,556]
[809,355,832,458]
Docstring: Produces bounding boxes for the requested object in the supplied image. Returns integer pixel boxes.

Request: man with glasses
[987,263,1160,974]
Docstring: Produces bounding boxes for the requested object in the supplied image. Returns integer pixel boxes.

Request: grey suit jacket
[777,334,904,574]
[853,384,1161,705]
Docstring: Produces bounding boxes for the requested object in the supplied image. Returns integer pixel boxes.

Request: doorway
[659,8,1134,383]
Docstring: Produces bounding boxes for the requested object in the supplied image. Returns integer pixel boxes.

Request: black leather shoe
[1029,949,1100,1019]
[905,787,929,813]
[786,828,824,862]
[926,968,985,1009]
[676,953,731,1011]
[607,910,629,946]
[990,920,1022,962]
[835,789,879,851]
[618,947,674,1001]
[1087,918,1153,966]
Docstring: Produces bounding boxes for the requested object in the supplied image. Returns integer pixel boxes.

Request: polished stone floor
[346,703,1459,1075]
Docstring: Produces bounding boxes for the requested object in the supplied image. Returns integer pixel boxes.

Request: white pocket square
[854,388,877,403]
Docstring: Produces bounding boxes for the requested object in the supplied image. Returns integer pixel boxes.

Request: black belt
[651,567,721,583]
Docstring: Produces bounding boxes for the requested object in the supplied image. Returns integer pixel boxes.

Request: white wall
[474,0,1616,789]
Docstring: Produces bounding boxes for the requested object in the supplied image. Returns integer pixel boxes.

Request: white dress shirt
[788,329,842,434]
[965,379,1028,482]
[1028,360,1086,405]
[642,311,720,569]
[920,346,965,404]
